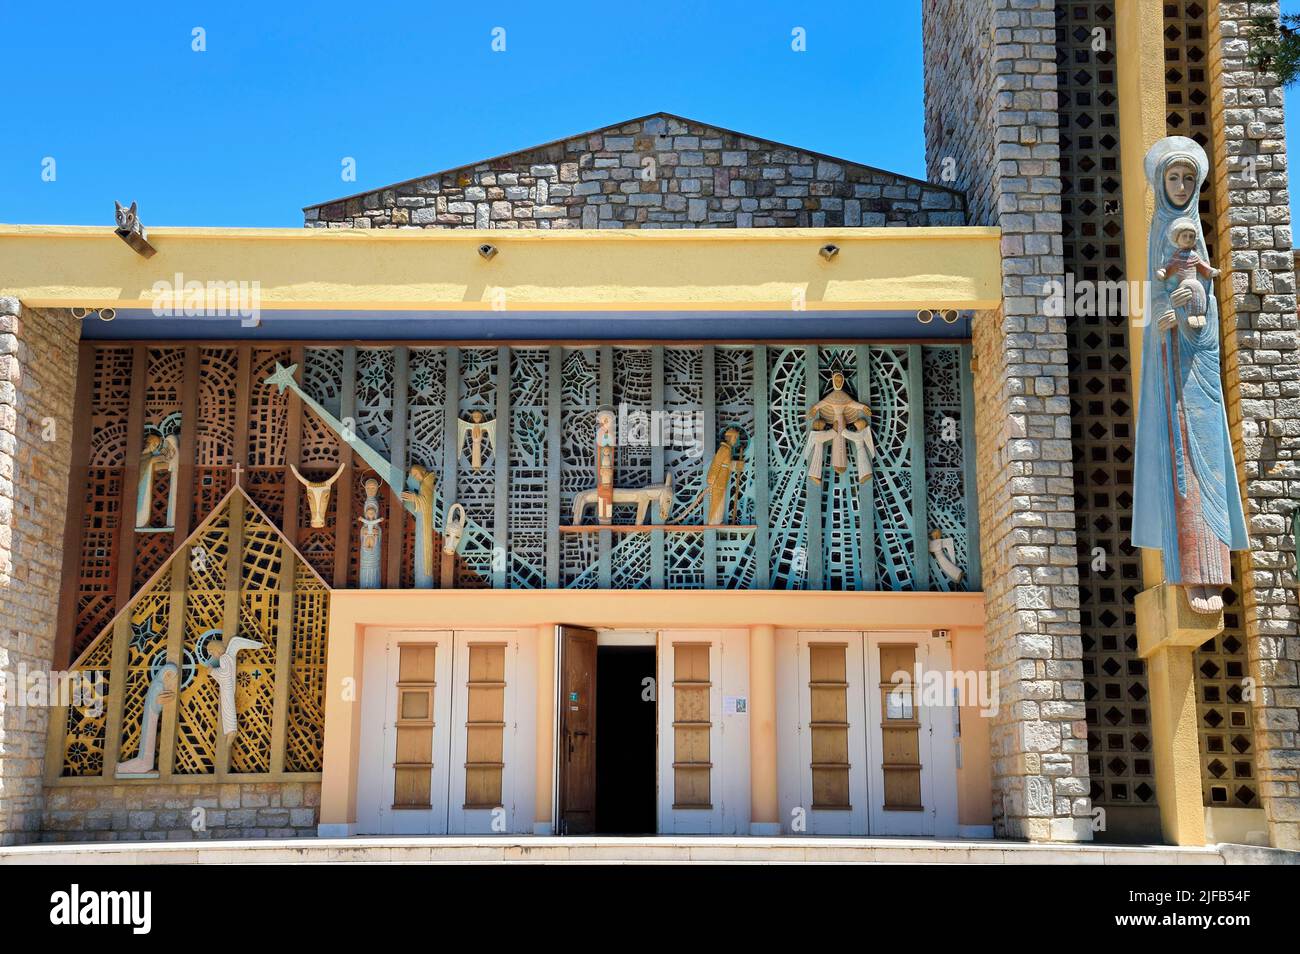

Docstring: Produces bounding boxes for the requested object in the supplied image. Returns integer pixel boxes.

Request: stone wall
[0,299,79,846]
[42,782,320,842]
[924,0,1091,840]
[1208,1,1300,850]
[304,113,965,230]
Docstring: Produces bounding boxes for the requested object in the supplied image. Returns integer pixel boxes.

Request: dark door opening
[595,646,657,835]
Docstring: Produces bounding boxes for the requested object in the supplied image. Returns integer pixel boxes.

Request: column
[748,624,779,835]
[534,623,556,834]
[1115,0,1211,847]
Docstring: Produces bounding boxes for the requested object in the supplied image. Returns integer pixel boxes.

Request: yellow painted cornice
[0,224,1002,311]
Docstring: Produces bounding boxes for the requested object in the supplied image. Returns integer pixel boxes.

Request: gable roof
[303,110,961,211]
[70,485,330,670]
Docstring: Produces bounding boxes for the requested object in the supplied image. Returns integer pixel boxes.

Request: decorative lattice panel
[867,348,917,589]
[301,348,344,468]
[1055,0,1156,818]
[196,348,239,469]
[715,347,757,588]
[73,342,974,599]
[88,347,133,467]
[295,467,337,581]
[243,467,285,528]
[74,468,125,656]
[819,347,865,590]
[61,636,113,777]
[229,591,277,774]
[665,348,705,588]
[767,347,811,589]
[1163,0,1216,261]
[61,490,332,781]
[1163,0,1256,807]
[286,563,329,771]
[455,348,497,586]
[923,347,972,591]
[116,582,171,765]
[248,348,290,467]
[561,348,600,587]
[1196,582,1258,808]
[173,509,231,775]
[509,348,549,589]
[355,347,394,458]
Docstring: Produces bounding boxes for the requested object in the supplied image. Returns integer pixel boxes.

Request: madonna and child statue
[1132,136,1249,614]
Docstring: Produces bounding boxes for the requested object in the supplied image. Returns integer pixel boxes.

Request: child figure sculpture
[1155,217,1220,330]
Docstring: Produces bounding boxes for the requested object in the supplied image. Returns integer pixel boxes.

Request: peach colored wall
[951,628,993,828]
[320,588,987,832]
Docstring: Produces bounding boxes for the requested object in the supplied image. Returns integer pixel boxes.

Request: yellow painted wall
[0,224,1002,311]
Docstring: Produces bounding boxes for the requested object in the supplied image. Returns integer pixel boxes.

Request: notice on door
[723,696,747,715]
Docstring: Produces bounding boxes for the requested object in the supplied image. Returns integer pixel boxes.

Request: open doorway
[594,645,657,834]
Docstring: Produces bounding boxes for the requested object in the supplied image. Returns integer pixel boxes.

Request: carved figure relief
[1132,137,1249,614]
[804,371,875,485]
[115,662,178,777]
[401,465,438,588]
[595,405,617,523]
[572,474,674,525]
[200,632,265,741]
[456,411,497,471]
[289,462,345,528]
[358,477,383,589]
[136,432,179,528]
[929,530,964,584]
[683,426,746,525]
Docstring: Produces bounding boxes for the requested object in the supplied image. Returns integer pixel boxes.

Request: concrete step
[3,836,1296,865]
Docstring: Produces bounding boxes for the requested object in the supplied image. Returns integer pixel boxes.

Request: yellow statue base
[1136,581,1224,658]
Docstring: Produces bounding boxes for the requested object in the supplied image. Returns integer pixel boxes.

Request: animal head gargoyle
[289,463,346,528]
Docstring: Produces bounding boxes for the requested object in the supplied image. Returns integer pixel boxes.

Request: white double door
[356,629,521,835]
[778,631,958,837]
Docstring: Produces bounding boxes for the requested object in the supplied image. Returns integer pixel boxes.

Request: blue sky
[3,1,1298,228]
[0,1,929,227]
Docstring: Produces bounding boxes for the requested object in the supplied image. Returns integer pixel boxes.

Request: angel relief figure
[200,632,264,742]
[457,411,497,471]
[804,371,876,485]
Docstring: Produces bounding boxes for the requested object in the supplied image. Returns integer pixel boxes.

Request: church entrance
[556,629,658,835]
[594,645,657,834]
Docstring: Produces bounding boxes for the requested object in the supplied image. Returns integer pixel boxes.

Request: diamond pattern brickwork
[1057,1,1157,819]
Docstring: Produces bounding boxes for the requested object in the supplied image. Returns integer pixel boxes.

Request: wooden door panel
[558,626,598,834]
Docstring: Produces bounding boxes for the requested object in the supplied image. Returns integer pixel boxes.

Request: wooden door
[356,629,453,835]
[864,633,958,836]
[448,633,520,834]
[794,632,869,835]
[557,626,598,834]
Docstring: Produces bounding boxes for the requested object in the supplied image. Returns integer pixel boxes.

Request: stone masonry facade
[1208,2,1300,849]
[0,299,79,846]
[924,0,1092,840]
[304,112,966,230]
[42,782,320,842]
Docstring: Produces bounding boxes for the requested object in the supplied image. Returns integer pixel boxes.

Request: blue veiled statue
[1132,136,1249,614]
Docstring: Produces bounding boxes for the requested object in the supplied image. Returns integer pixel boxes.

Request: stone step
[3,836,1295,865]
